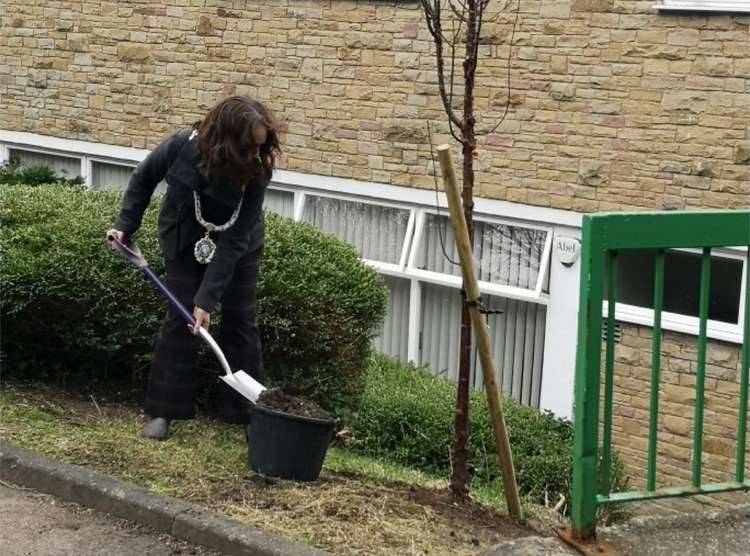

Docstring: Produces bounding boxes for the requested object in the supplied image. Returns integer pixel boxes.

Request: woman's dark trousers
[144,246,263,425]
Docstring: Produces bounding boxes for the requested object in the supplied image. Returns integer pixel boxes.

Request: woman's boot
[142,417,170,440]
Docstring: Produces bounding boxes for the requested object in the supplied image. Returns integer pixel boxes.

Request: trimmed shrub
[0,185,386,413]
[350,355,629,511]
[258,213,387,414]
[349,355,574,504]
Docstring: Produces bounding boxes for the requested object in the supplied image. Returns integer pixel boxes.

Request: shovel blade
[220,371,266,403]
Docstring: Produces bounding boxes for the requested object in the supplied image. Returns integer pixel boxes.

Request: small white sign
[554,237,581,266]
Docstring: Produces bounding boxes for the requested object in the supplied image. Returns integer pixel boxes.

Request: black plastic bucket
[247,404,336,481]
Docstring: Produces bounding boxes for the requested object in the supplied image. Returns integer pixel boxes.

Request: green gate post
[571,215,606,539]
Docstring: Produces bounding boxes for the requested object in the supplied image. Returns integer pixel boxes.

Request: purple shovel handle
[107,231,196,327]
[140,266,196,327]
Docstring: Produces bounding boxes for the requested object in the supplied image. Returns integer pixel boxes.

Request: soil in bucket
[255,388,332,420]
[248,388,336,482]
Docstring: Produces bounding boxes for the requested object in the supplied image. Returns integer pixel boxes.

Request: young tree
[418,0,517,500]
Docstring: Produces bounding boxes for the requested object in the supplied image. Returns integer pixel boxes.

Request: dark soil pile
[256,388,332,420]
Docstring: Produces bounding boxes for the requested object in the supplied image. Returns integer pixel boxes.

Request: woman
[111,96,281,440]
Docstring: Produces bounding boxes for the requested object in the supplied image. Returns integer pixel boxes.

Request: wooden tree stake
[436,143,523,519]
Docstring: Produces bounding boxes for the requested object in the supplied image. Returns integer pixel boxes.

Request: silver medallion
[192,190,243,265]
[194,233,216,264]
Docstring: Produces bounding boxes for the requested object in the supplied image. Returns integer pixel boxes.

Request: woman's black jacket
[114,129,267,312]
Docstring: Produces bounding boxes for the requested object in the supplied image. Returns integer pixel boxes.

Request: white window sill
[653,3,750,12]
[602,302,744,345]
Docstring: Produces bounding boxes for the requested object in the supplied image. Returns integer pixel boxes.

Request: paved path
[598,502,750,556]
[480,503,750,556]
[0,482,221,556]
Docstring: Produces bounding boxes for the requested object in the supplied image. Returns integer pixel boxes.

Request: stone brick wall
[1,1,748,212]
[608,324,748,510]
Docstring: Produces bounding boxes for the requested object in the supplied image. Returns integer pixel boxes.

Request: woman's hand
[190,306,211,334]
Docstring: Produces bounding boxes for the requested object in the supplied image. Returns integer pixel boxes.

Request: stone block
[300,58,322,82]
[663,415,691,436]
[661,442,690,461]
[196,15,213,36]
[668,29,700,47]
[394,52,418,69]
[571,0,613,12]
[66,34,88,52]
[55,21,74,32]
[117,44,151,62]
[73,53,91,66]
[733,144,750,164]
[550,83,575,101]
[663,385,697,405]
[577,160,608,187]
[703,438,735,458]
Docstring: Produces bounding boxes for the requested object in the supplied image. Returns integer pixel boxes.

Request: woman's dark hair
[194,96,281,185]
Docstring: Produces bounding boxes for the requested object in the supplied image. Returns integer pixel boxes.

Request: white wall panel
[373,275,410,363]
[422,285,547,407]
[91,161,135,190]
[264,188,295,218]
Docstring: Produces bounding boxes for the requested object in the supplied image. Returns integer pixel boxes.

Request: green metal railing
[571,210,750,539]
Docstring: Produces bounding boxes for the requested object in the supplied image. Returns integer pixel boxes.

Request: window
[419,284,546,407]
[615,250,743,324]
[301,194,414,271]
[8,148,82,180]
[91,160,136,190]
[263,188,295,218]
[654,1,750,12]
[408,212,552,301]
[472,294,546,407]
[373,275,411,362]
[291,194,553,408]
[605,248,747,342]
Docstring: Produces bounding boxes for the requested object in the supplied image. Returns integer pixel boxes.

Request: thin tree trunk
[451,300,471,498]
[450,0,479,500]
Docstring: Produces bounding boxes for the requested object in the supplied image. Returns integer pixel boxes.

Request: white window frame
[296,188,417,275]
[654,1,750,12]
[603,246,748,344]
[0,130,150,162]
[406,208,553,304]
[272,168,582,228]
[87,157,137,189]
[5,143,86,182]
[263,183,297,219]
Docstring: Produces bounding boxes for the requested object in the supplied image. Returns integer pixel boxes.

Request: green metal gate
[570,210,750,539]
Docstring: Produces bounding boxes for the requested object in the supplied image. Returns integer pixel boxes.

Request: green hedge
[349,355,574,504]
[0,185,387,414]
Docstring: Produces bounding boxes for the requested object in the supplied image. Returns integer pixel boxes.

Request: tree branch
[448,0,469,22]
[446,15,464,143]
[420,0,456,45]
[420,0,463,129]
[476,0,521,136]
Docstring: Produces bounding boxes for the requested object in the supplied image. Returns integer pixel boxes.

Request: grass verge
[0,382,538,555]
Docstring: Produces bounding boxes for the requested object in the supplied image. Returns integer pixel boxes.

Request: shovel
[106,230,266,403]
